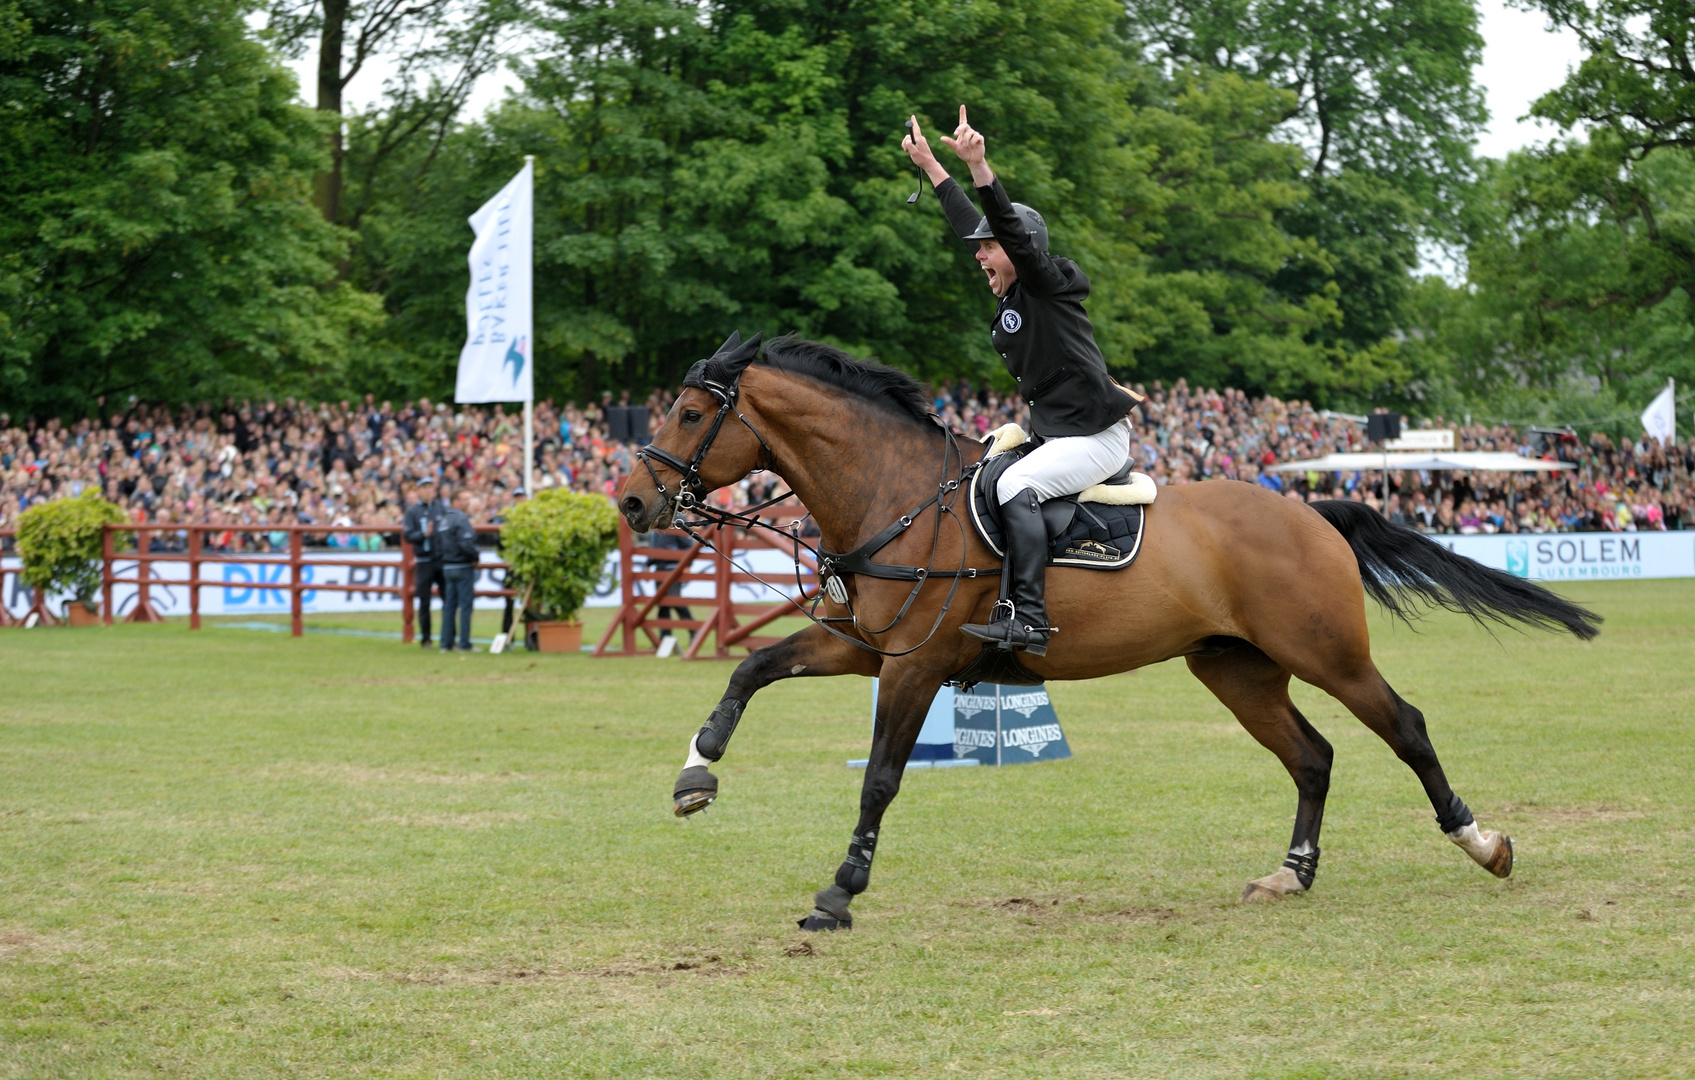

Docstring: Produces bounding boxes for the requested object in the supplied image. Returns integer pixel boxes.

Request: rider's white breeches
[997,417,1133,504]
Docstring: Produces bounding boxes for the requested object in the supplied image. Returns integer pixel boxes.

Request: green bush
[16,491,128,609]
[500,490,620,622]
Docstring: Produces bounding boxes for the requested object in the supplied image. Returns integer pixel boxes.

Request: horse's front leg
[674,622,880,815]
[799,662,945,931]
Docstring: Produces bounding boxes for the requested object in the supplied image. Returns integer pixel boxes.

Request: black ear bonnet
[683,331,763,400]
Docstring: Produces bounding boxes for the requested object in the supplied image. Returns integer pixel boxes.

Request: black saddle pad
[969,448,1146,571]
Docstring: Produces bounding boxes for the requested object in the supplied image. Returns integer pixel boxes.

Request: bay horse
[616,334,1600,930]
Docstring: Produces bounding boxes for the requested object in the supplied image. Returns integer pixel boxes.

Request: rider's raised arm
[976,177,1068,297]
[903,115,984,245]
[935,177,985,244]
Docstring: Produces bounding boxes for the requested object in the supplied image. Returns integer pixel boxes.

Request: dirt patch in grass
[1495,803,1649,822]
[260,762,535,786]
[366,812,532,829]
[317,953,758,986]
[0,929,80,962]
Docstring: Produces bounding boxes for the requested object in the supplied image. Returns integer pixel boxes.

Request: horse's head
[618,331,771,532]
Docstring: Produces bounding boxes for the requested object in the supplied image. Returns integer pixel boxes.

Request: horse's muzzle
[621,494,675,533]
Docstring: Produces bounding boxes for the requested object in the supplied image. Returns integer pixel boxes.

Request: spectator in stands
[3,379,1692,542]
[403,477,448,648]
[437,488,479,653]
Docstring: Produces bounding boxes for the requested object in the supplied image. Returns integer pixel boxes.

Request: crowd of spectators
[2,376,1690,555]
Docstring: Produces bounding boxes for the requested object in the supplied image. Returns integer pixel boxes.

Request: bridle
[636,357,774,518]
[632,352,998,658]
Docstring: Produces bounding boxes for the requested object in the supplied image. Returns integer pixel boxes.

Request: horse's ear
[718,331,763,376]
[713,330,742,357]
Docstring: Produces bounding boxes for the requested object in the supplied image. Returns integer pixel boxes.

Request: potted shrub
[16,490,127,625]
[501,489,619,653]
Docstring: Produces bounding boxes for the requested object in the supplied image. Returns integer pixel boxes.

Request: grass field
[2,581,1692,1078]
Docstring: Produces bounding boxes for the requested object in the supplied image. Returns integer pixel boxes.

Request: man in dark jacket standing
[402,477,448,647]
[437,489,479,652]
[903,106,1138,656]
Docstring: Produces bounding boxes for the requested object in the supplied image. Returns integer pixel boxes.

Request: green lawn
[2,581,1692,1078]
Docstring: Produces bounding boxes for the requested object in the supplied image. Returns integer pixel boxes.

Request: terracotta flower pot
[65,602,102,627]
[528,619,583,654]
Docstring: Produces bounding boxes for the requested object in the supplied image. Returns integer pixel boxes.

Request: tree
[0,0,382,418]
[1125,0,1487,214]
[1529,0,1695,155]
[263,0,516,225]
[349,0,1408,404]
[1124,0,1485,355]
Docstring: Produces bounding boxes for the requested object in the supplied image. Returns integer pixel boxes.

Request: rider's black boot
[960,487,1052,656]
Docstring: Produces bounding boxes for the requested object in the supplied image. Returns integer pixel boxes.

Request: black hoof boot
[798,883,853,931]
[673,765,718,817]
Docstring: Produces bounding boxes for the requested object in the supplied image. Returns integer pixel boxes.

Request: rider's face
[975,239,1017,297]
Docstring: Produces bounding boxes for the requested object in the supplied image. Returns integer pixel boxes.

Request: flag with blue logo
[457,160,533,404]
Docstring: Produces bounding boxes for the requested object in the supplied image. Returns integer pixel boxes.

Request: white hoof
[1447,822,1514,878]
[1239,866,1306,903]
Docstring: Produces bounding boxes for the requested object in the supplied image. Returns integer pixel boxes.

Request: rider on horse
[903,106,1139,657]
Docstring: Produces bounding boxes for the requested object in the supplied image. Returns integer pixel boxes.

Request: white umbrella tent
[1267,451,1574,474]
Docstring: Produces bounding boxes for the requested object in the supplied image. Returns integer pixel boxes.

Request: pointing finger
[909,114,922,139]
[959,104,967,127]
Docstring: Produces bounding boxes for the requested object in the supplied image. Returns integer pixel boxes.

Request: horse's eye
[681,409,703,424]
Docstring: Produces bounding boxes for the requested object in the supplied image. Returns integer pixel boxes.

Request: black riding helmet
[965,203,1048,254]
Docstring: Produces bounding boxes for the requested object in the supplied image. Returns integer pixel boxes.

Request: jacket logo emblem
[1000,310,1023,333]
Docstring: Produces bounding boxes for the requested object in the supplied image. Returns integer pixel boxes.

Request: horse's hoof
[673,765,718,817]
[1239,866,1306,903]
[1483,831,1513,878]
[797,909,851,932]
[1448,822,1513,878]
[674,789,715,817]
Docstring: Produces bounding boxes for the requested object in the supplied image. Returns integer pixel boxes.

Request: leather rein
[634,362,997,658]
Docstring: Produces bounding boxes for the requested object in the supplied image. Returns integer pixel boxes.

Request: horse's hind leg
[1188,645,1334,902]
[1322,668,1514,879]
[674,623,879,816]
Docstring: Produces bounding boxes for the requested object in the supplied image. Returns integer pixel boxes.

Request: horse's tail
[1311,500,1602,640]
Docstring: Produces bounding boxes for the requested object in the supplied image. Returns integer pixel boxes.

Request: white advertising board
[1440,531,1694,581]
[2,546,811,620]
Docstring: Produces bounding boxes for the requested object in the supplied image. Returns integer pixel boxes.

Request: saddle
[968,428,1153,572]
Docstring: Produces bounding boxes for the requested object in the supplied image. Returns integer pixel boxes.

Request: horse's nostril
[621,496,644,517]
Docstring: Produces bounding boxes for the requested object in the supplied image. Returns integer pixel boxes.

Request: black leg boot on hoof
[960,487,1052,656]
[672,766,718,817]
[798,883,854,931]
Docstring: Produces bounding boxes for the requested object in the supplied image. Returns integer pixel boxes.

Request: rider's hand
[902,115,940,170]
[902,115,950,186]
[939,105,993,186]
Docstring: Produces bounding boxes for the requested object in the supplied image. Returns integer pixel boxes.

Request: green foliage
[499,489,619,622]
[0,0,383,418]
[1529,0,1695,156]
[344,0,1422,405]
[15,489,126,604]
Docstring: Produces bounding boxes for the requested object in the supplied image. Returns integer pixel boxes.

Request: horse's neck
[754,392,962,554]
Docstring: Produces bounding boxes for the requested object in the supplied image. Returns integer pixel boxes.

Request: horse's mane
[757,335,940,436]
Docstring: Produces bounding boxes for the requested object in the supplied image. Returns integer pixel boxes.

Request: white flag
[1641,380,1675,445]
[457,160,533,403]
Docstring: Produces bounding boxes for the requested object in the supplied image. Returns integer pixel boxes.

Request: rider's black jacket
[936,176,1135,439]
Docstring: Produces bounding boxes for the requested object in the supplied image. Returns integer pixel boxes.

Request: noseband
[636,357,774,517]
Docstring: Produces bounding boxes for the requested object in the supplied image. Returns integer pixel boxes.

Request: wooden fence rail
[2,523,513,639]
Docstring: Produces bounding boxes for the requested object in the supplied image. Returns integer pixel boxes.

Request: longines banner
[865,681,1072,767]
[2,547,809,620]
[1440,531,1695,581]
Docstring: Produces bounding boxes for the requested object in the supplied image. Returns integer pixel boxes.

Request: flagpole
[523,153,536,498]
